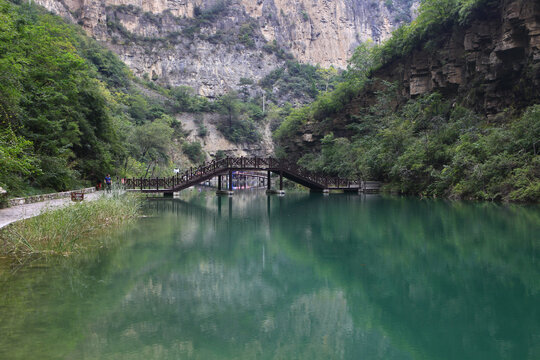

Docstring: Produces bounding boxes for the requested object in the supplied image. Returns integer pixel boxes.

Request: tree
[346,40,376,84]
[131,116,174,177]
[217,91,240,129]
[182,141,206,164]
[316,66,338,92]
[0,126,40,191]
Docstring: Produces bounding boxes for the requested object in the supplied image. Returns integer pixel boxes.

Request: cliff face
[382,0,540,115]
[33,0,418,97]
[282,0,540,158]
[239,0,418,68]
[371,0,539,114]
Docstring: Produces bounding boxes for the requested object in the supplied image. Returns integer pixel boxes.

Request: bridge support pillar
[310,189,330,195]
[215,170,234,195]
[163,192,174,198]
[279,171,283,191]
[266,189,285,196]
[267,171,271,190]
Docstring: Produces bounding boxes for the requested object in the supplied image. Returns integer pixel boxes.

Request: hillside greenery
[260,60,340,104]
[374,0,495,66]
[0,0,201,196]
[297,88,539,201]
[215,92,263,144]
[275,0,539,202]
[275,0,491,139]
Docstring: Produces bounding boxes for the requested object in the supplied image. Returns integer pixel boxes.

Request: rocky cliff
[280,0,540,159]
[33,0,418,97]
[380,0,540,115]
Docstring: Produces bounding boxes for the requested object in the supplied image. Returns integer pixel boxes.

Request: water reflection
[0,192,538,359]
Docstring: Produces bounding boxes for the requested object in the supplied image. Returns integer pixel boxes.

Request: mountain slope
[33,0,418,97]
[0,0,214,196]
[274,0,540,202]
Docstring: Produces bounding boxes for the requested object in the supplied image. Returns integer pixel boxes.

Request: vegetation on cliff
[298,89,539,201]
[0,0,303,195]
[275,0,539,202]
[374,0,495,65]
[0,0,202,196]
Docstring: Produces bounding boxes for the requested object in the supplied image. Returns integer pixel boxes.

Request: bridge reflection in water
[1,193,538,359]
[125,157,380,195]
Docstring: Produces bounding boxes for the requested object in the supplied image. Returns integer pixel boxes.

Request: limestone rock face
[238,0,415,68]
[33,0,418,97]
[178,112,275,158]
[379,0,540,114]
[279,0,540,158]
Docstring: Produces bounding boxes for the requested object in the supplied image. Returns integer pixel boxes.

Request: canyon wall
[281,0,540,158]
[34,0,418,96]
[382,0,540,114]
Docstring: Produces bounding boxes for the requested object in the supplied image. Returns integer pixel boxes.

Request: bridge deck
[125,157,378,193]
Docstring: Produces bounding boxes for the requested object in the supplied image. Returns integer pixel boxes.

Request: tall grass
[0,193,142,258]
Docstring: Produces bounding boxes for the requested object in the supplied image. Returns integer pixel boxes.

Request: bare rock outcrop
[33,0,418,97]
[280,0,540,158]
[380,0,540,114]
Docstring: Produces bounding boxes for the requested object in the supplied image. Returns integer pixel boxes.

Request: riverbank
[0,191,102,229]
[0,194,141,258]
[3,187,96,208]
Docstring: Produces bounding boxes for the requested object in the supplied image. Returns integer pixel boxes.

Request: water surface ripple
[0,192,539,359]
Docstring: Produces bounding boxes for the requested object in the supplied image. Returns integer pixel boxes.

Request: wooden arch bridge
[125,157,379,195]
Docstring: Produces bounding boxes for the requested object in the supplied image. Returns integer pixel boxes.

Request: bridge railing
[125,156,361,191]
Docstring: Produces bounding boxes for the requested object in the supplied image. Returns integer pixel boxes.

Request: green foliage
[267,103,292,132]
[77,36,132,89]
[128,116,174,177]
[296,87,539,202]
[273,43,374,144]
[216,92,262,144]
[261,61,339,103]
[273,0,537,202]
[0,126,40,193]
[316,66,338,92]
[178,1,230,39]
[0,1,125,192]
[373,0,490,65]
[0,0,182,193]
[262,40,294,60]
[168,86,212,113]
[238,22,256,48]
[345,41,376,84]
[273,107,311,141]
[239,77,254,86]
[214,150,227,159]
[194,1,229,21]
[196,121,208,138]
[298,133,356,178]
[182,141,206,164]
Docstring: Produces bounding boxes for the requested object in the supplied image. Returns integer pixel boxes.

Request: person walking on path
[105,174,112,193]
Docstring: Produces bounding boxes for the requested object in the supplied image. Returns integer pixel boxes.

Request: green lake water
[0,192,539,359]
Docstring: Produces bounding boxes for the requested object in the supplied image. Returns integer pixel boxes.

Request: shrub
[182,141,206,164]
[0,194,142,257]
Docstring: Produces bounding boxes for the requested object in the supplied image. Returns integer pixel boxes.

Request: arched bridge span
[125,157,367,194]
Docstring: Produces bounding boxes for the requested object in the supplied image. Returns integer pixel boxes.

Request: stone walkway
[0,192,103,229]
